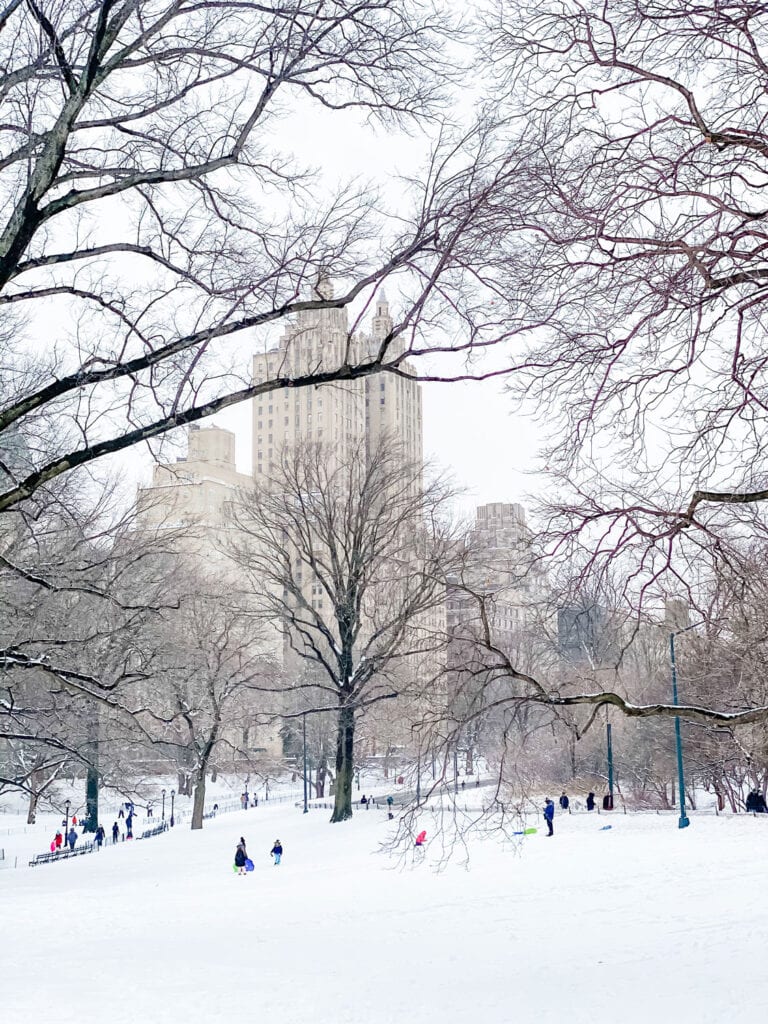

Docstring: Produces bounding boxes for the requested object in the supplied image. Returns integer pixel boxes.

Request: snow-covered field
[3,802,765,1024]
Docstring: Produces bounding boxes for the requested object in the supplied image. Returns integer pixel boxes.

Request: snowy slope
[3,805,766,1024]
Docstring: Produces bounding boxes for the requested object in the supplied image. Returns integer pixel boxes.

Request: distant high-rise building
[363,292,423,468]
[251,280,422,480]
[136,424,252,535]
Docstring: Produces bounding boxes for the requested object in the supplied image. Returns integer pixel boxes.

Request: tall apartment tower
[252,277,366,480]
[364,292,423,466]
[251,282,422,479]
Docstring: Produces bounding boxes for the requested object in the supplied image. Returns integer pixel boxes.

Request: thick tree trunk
[191,769,207,830]
[27,790,38,824]
[331,703,355,823]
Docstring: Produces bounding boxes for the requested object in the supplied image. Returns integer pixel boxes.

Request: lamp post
[64,798,70,834]
[669,622,703,829]
[161,789,166,821]
[606,722,614,810]
[170,789,175,827]
[302,713,308,814]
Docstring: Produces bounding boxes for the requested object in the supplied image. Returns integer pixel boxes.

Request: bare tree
[0,1,520,516]
[375,1,768,729]
[135,577,277,829]
[229,439,460,822]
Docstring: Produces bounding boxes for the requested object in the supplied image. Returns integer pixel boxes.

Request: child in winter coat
[270,840,283,865]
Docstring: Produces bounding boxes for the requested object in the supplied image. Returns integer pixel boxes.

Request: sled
[245,858,254,872]
[599,825,612,831]
[512,828,538,836]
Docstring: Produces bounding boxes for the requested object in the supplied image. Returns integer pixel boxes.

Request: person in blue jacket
[543,798,555,836]
[271,840,283,865]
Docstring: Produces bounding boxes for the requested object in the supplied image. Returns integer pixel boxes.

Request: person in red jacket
[54,831,63,850]
[415,830,427,847]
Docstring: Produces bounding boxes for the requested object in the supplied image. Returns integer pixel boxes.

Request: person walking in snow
[586,792,596,812]
[270,840,283,865]
[559,791,569,811]
[112,822,119,843]
[125,813,133,839]
[95,825,105,848]
[67,827,77,851]
[234,837,248,875]
[543,798,555,837]
[54,831,63,850]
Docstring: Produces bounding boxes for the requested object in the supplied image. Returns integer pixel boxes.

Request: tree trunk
[191,769,207,830]
[27,790,38,824]
[331,703,355,823]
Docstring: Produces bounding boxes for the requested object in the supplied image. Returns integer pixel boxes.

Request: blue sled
[599,825,612,831]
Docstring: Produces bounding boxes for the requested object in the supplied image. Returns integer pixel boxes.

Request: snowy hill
[3,803,766,1023]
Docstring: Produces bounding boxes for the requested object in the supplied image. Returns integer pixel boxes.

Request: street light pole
[302,713,308,814]
[64,799,70,835]
[161,789,166,821]
[170,789,175,827]
[670,626,698,829]
[606,722,614,810]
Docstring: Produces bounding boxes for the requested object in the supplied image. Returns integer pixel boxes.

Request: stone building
[136,424,251,538]
[251,281,422,482]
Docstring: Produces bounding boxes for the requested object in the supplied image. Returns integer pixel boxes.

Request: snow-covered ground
[3,801,765,1024]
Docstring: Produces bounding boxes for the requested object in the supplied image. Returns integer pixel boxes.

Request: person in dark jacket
[543,799,555,836]
[66,828,77,851]
[755,791,768,813]
[95,825,105,848]
[235,837,248,875]
[746,790,757,812]
[112,822,119,843]
[125,813,133,839]
[559,791,569,811]
[360,794,368,806]
[586,792,596,812]
[271,840,283,865]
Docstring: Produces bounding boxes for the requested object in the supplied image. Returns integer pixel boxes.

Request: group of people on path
[234,837,283,875]
[543,789,612,835]
[50,819,107,853]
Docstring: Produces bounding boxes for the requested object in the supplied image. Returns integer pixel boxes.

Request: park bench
[29,842,95,867]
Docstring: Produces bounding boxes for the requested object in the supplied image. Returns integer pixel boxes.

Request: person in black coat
[112,822,119,843]
[586,792,596,811]
[234,837,248,875]
[559,791,569,811]
[755,791,768,813]
[95,825,105,848]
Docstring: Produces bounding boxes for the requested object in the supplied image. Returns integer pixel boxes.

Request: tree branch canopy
[0,0,521,513]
